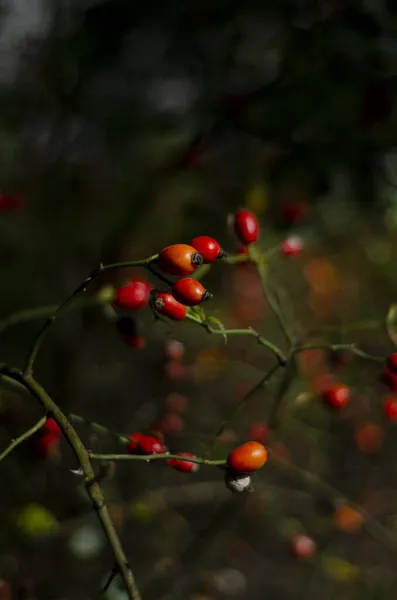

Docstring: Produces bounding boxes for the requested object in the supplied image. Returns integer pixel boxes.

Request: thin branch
[185,313,287,365]
[23,255,158,376]
[0,366,141,600]
[271,455,397,553]
[69,413,129,444]
[89,452,226,466]
[0,415,46,464]
[250,247,294,345]
[293,343,385,363]
[211,361,282,449]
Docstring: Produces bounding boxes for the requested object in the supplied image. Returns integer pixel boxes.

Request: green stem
[89,452,226,466]
[250,247,294,345]
[185,314,287,365]
[0,366,141,600]
[70,413,129,444]
[293,343,385,363]
[0,416,46,464]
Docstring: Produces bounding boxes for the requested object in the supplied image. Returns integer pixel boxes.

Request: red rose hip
[138,434,167,455]
[127,432,144,454]
[322,384,350,409]
[157,244,203,276]
[384,397,397,422]
[172,278,212,306]
[154,292,187,320]
[233,209,260,245]
[114,278,152,310]
[168,452,199,473]
[227,441,267,473]
[190,236,226,262]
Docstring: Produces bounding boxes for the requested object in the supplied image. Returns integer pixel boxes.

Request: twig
[0,415,46,464]
[271,455,397,553]
[185,313,287,365]
[89,452,226,466]
[211,361,282,449]
[23,255,158,376]
[69,413,129,444]
[250,247,294,345]
[293,343,385,363]
[0,365,141,600]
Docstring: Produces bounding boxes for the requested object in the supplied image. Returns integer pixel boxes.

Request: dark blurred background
[1,0,397,598]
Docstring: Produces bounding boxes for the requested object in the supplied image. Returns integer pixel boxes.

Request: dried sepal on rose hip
[190,236,227,262]
[168,452,199,473]
[224,471,252,492]
[157,244,203,276]
[114,278,152,310]
[153,292,187,321]
[172,278,213,306]
[227,441,268,473]
[232,209,260,245]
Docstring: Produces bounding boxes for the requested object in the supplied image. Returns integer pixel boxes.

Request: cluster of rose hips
[126,431,268,492]
[112,208,305,348]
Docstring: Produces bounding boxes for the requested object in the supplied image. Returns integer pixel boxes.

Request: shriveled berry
[114,278,152,310]
[190,236,226,262]
[172,278,212,306]
[224,471,252,492]
[154,292,187,321]
[281,236,304,257]
[168,452,199,473]
[138,434,167,455]
[233,209,260,245]
[384,397,397,422]
[227,441,267,473]
[157,244,203,276]
[322,384,350,409]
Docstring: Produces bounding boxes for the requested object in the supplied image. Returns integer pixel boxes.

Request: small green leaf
[386,304,397,346]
